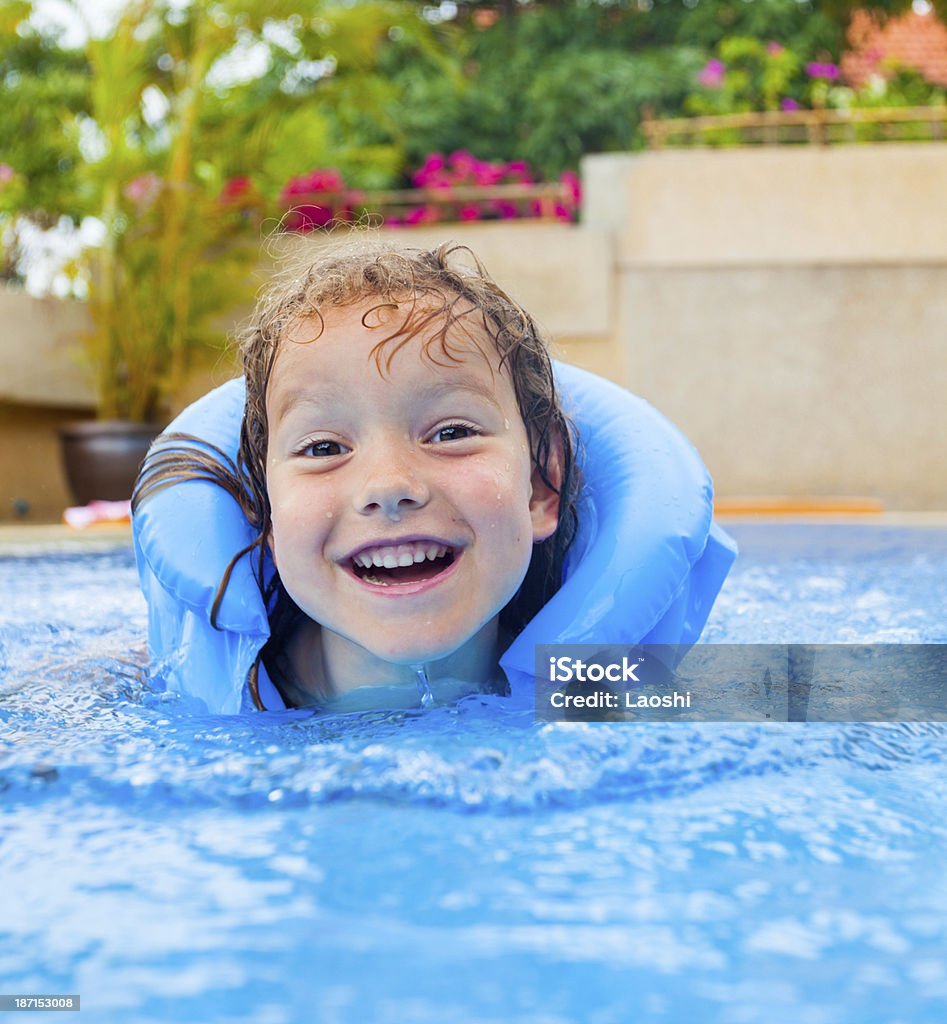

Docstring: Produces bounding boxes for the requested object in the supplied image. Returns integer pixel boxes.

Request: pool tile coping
[1,513,946,555]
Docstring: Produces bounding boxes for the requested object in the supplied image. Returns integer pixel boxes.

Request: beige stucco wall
[622,265,946,507]
[1,142,945,518]
[584,144,947,265]
[277,223,620,380]
[584,145,947,509]
[0,401,89,519]
[0,288,96,408]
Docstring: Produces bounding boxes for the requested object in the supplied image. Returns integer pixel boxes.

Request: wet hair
[134,237,580,708]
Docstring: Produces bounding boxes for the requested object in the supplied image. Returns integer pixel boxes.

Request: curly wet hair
[134,237,580,708]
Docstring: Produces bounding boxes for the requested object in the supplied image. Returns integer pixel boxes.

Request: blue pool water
[1,524,946,1023]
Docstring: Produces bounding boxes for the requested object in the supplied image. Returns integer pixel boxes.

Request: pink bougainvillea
[220,176,252,204]
[805,62,840,81]
[279,168,346,231]
[560,170,581,207]
[278,154,580,231]
[698,58,726,88]
[411,150,535,193]
[400,151,574,225]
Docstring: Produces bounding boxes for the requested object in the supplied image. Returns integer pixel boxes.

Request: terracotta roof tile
[842,9,947,88]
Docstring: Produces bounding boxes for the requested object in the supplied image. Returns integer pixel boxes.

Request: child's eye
[299,439,347,458]
[430,422,479,443]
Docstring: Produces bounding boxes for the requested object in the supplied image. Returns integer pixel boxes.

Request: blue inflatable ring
[133,362,737,713]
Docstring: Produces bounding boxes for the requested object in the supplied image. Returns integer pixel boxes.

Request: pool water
[1,524,946,1023]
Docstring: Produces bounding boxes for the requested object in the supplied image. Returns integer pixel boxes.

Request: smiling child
[134,239,580,709]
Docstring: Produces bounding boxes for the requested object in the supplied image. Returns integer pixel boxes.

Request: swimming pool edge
[0,523,133,554]
[714,512,947,528]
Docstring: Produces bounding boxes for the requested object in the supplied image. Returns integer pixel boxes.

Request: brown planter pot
[59,420,161,506]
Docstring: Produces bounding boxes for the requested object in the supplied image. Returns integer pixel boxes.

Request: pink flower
[780,97,801,111]
[123,172,162,207]
[412,153,446,187]
[409,151,540,197]
[806,62,840,81]
[402,151,557,223]
[0,163,15,184]
[448,150,477,175]
[284,204,333,232]
[474,163,503,186]
[505,160,532,183]
[220,176,252,204]
[698,58,725,88]
[280,168,344,202]
[308,168,343,192]
[560,170,581,206]
[767,42,784,56]
[403,205,438,226]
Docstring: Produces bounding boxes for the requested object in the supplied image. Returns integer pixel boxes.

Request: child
[134,239,581,710]
[134,236,736,715]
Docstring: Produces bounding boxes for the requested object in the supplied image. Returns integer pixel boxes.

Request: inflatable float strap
[133,361,737,713]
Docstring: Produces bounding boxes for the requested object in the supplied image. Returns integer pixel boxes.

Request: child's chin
[373,644,457,667]
[368,634,470,668]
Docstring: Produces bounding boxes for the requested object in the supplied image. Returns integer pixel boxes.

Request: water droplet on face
[325,511,333,519]
[503,419,510,430]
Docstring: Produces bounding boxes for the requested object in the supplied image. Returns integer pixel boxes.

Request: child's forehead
[281,296,503,373]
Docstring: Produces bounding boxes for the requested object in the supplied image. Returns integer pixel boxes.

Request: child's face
[264,299,559,684]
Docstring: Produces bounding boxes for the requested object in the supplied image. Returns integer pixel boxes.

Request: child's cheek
[276,478,340,540]
[464,453,534,543]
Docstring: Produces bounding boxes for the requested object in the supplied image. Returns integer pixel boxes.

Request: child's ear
[529,435,563,543]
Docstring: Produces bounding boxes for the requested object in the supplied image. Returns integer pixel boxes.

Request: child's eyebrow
[273,375,502,421]
[270,382,348,421]
[416,376,502,408]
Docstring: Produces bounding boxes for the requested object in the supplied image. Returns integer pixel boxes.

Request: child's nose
[353,448,430,520]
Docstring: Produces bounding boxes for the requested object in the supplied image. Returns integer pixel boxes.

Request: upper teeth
[352,542,450,569]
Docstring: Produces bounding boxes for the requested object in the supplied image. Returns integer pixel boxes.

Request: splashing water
[2,525,947,1023]
[414,663,434,708]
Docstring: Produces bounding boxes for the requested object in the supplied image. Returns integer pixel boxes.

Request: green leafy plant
[681,31,946,145]
[686,37,802,116]
[70,0,276,422]
[1,0,446,423]
[0,1,90,282]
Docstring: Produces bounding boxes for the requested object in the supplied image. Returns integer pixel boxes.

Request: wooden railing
[280,181,574,228]
[643,106,947,149]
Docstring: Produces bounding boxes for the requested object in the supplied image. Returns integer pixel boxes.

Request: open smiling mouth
[350,542,457,586]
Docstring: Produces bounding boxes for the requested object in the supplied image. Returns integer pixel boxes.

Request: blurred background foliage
[0,0,943,418]
[3,0,942,229]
